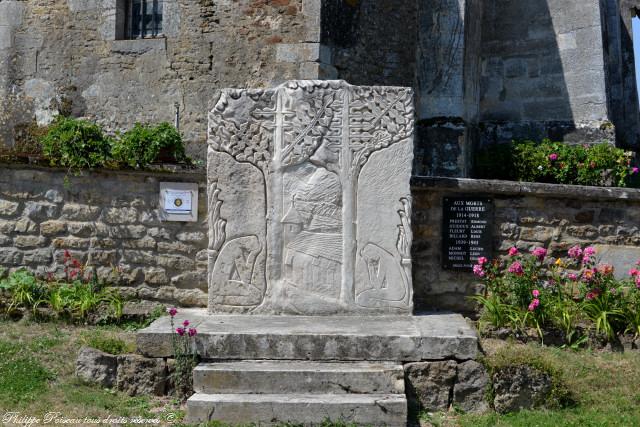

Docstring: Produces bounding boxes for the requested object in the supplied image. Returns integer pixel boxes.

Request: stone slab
[136,310,478,361]
[207,80,415,316]
[186,393,407,427]
[193,361,405,394]
[594,245,640,280]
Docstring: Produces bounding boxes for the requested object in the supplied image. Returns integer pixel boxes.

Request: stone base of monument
[136,310,478,425]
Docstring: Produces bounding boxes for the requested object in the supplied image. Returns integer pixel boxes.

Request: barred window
[126,0,163,39]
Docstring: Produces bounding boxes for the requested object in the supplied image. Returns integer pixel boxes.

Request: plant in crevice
[167,307,198,400]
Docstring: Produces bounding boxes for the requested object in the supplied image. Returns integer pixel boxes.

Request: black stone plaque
[442,197,494,271]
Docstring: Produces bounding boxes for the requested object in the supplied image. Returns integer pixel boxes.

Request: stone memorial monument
[207,80,415,315]
[139,81,478,426]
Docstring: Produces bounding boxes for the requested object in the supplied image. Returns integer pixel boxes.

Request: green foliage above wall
[475,140,637,188]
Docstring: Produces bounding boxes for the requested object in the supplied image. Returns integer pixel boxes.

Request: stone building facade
[1,0,639,176]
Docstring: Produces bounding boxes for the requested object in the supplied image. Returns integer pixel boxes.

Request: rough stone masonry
[1,0,637,176]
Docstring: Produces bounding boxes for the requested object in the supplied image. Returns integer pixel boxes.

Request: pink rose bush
[472,245,640,344]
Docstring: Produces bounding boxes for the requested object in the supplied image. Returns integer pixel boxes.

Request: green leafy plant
[112,122,188,169]
[40,116,113,169]
[472,245,640,346]
[475,140,636,187]
[0,269,47,312]
[167,307,198,400]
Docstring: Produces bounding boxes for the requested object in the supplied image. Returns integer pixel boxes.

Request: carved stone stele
[207,80,414,315]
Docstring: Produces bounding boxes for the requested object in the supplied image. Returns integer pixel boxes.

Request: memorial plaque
[442,197,493,270]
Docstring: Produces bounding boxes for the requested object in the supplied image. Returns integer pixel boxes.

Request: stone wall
[412,177,640,313]
[0,164,209,306]
[0,0,322,161]
[3,166,640,313]
[478,0,621,147]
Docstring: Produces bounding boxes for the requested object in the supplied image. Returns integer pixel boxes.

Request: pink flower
[583,269,596,282]
[632,167,639,175]
[549,153,558,161]
[528,299,540,311]
[597,264,614,276]
[478,257,489,266]
[167,307,178,317]
[188,328,197,337]
[508,261,524,276]
[176,327,185,336]
[532,289,540,298]
[585,289,600,300]
[473,264,485,278]
[584,247,596,257]
[508,247,519,256]
[568,273,578,281]
[567,245,582,259]
[636,276,640,288]
[531,247,547,261]
[629,269,639,277]
[182,319,190,327]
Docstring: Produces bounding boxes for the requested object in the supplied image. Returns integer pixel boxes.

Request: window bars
[126,0,163,39]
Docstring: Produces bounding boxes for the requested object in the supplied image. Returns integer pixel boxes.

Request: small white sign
[159,182,198,222]
[164,190,192,213]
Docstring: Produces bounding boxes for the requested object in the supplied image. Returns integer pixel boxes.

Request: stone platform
[136,310,477,362]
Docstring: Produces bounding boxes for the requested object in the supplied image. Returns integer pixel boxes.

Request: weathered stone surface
[24,201,59,220]
[186,393,407,427]
[137,311,478,361]
[103,207,138,224]
[116,354,167,396]
[404,360,457,411]
[453,360,490,413]
[76,346,117,388]
[40,220,67,236]
[594,245,640,280]
[194,361,405,395]
[144,267,169,285]
[208,80,414,315]
[492,365,553,414]
[14,218,37,233]
[0,199,20,216]
[14,235,47,249]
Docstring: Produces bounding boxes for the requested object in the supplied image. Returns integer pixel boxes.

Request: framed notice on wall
[442,197,494,271]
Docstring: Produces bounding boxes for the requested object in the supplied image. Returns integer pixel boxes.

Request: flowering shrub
[475,139,637,188]
[473,245,640,346]
[167,307,198,399]
[0,251,123,322]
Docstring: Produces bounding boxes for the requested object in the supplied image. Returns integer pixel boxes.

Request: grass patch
[0,319,183,421]
[459,340,640,426]
[0,339,54,405]
[80,329,135,355]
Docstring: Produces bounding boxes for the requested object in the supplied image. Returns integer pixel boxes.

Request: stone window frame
[102,0,179,42]
[119,0,164,40]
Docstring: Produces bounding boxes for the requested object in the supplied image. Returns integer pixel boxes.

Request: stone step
[137,310,478,362]
[193,361,405,394]
[186,393,408,426]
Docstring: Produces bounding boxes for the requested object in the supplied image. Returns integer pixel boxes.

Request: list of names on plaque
[442,197,494,270]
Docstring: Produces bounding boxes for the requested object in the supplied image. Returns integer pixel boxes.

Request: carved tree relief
[207,81,414,314]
